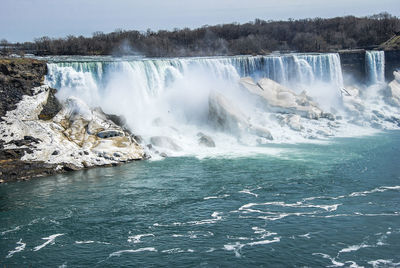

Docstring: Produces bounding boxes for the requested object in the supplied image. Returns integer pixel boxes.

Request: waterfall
[44,53,346,151]
[46,53,344,96]
[366,51,385,84]
[45,53,345,119]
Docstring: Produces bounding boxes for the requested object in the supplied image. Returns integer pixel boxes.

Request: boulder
[150,136,182,151]
[386,71,400,107]
[341,86,365,116]
[239,77,324,119]
[208,91,273,140]
[208,91,247,133]
[287,115,303,131]
[38,88,62,120]
[197,132,216,147]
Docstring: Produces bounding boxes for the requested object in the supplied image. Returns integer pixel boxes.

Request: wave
[33,234,64,251]
[6,239,26,259]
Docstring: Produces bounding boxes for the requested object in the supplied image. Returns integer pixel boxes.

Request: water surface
[1,132,400,267]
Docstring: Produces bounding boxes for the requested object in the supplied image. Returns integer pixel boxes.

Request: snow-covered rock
[0,85,145,179]
[239,77,325,119]
[208,91,273,140]
[387,71,400,107]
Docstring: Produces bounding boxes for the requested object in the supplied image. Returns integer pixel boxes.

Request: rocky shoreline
[0,58,145,182]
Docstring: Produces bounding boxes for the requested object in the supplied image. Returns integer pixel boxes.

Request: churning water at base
[1,132,400,267]
[43,53,352,154]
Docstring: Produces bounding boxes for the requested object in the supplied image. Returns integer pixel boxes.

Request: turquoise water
[1,132,400,267]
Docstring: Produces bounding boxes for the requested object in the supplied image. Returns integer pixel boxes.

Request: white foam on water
[226,236,253,240]
[251,226,277,238]
[303,185,400,204]
[368,259,400,268]
[349,186,400,197]
[247,237,281,246]
[58,262,68,268]
[33,234,64,251]
[339,243,373,253]
[161,248,185,254]
[154,212,223,227]
[239,201,340,212]
[1,226,21,236]
[172,212,223,226]
[172,231,214,239]
[109,247,157,257]
[75,240,111,245]
[239,189,258,197]
[75,241,95,244]
[127,233,155,243]
[224,236,281,257]
[298,233,311,239]
[345,261,364,268]
[203,194,230,200]
[312,253,345,267]
[224,242,245,258]
[6,239,26,258]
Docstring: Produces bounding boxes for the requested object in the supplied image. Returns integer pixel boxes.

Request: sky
[1,0,399,42]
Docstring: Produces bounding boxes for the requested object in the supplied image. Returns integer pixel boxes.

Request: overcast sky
[1,0,399,42]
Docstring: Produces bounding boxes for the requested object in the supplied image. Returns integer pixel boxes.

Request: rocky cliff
[0,58,145,182]
[339,49,400,83]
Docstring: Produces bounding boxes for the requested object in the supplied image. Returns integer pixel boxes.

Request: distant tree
[1,39,9,55]
[16,13,400,56]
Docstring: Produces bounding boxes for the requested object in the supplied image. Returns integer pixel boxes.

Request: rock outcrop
[0,58,144,182]
[150,136,182,151]
[197,132,216,147]
[386,71,400,107]
[0,58,48,120]
[239,77,327,119]
[208,91,273,140]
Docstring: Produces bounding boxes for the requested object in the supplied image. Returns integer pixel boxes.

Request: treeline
[3,12,400,57]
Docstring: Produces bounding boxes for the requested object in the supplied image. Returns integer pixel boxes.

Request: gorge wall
[339,49,400,84]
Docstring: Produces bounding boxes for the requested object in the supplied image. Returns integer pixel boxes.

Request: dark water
[1,132,400,267]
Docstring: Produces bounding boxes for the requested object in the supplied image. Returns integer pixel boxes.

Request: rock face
[0,58,48,120]
[384,50,400,82]
[338,49,400,83]
[197,132,216,147]
[0,59,144,182]
[341,86,365,116]
[150,136,182,151]
[339,50,366,84]
[208,91,273,140]
[38,87,62,120]
[239,77,325,119]
[387,71,400,107]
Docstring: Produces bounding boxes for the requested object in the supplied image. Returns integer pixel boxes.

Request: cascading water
[44,53,345,154]
[365,51,385,84]
[46,53,344,96]
[44,52,400,157]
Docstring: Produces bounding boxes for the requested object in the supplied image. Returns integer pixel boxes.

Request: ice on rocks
[0,85,144,173]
